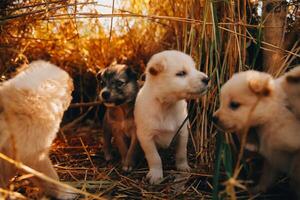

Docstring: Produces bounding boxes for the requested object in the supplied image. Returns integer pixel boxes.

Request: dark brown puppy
[98,64,139,171]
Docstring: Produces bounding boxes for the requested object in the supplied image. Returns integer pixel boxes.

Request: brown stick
[69,101,102,108]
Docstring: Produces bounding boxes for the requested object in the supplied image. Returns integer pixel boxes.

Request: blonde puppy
[134,50,209,184]
[280,65,300,118]
[0,60,74,199]
[213,70,300,197]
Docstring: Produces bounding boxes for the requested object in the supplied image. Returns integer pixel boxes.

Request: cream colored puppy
[280,65,300,118]
[0,60,74,199]
[213,70,300,197]
[134,50,209,184]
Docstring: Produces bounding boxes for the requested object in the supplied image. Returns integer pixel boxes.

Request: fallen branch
[69,101,103,108]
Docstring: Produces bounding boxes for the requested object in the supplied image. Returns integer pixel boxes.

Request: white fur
[134,50,208,184]
[213,70,300,196]
[0,60,74,199]
[279,65,300,118]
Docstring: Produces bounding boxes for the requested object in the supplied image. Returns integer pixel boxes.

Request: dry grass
[0,0,299,199]
[2,123,290,199]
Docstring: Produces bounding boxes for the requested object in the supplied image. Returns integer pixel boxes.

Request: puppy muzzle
[99,93,127,107]
[212,115,219,124]
[212,114,236,132]
[100,90,111,101]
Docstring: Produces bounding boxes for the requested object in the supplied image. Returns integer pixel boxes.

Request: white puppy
[134,50,209,184]
[0,60,74,199]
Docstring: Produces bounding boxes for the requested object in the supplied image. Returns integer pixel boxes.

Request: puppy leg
[30,153,76,200]
[250,160,278,194]
[175,125,191,172]
[114,134,129,169]
[139,135,163,184]
[123,132,137,172]
[0,160,16,188]
[102,123,113,161]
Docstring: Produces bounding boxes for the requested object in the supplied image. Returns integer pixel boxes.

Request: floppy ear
[285,66,300,84]
[286,75,300,84]
[96,68,105,80]
[248,75,273,96]
[147,57,166,76]
[109,59,118,67]
[96,69,107,90]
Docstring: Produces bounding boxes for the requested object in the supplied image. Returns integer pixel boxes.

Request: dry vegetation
[0,0,299,199]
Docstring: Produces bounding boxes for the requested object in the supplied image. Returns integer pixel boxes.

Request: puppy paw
[176,162,191,172]
[52,188,78,200]
[56,193,78,200]
[104,152,112,161]
[146,169,163,184]
[122,165,133,172]
[122,158,134,172]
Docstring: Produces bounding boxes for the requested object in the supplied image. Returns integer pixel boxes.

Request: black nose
[212,115,219,124]
[101,91,110,100]
[202,77,210,85]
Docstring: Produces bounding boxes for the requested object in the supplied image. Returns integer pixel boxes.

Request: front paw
[122,158,135,172]
[52,187,78,200]
[56,193,78,200]
[104,151,112,161]
[122,165,133,172]
[122,163,133,172]
[146,168,163,184]
[176,162,191,172]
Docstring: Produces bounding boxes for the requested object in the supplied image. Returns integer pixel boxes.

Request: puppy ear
[109,59,118,67]
[286,66,300,84]
[96,68,105,80]
[125,65,137,80]
[140,73,146,82]
[286,75,300,84]
[147,58,166,76]
[248,75,273,96]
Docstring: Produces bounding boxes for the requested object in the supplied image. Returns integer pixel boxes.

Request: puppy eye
[229,101,240,110]
[99,79,105,87]
[176,70,187,77]
[116,80,126,87]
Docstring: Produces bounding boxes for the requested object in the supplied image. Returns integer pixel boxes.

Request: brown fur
[99,64,140,171]
[102,102,138,171]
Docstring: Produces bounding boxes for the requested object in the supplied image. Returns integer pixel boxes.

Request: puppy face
[146,50,209,100]
[98,64,139,107]
[213,71,274,132]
